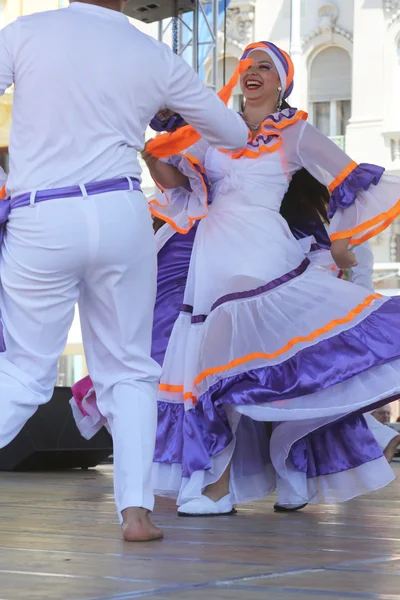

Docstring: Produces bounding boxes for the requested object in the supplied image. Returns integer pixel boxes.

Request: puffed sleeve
[148,139,211,234]
[296,122,399,245]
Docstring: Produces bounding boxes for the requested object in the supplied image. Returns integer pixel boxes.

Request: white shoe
[178,493,236,517]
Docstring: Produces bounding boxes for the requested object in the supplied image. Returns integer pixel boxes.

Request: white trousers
[0,190,161,518]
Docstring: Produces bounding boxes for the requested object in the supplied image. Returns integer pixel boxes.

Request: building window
[309,47,352,147]
[335,99,351,136]
[312,99,351,137]
[313,101,330,136]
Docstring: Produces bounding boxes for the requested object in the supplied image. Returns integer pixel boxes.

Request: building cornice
[302,3,353,48]
[384,1,400,26]
[223,1,255,48]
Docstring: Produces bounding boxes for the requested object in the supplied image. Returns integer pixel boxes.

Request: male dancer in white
[0,0,248,541]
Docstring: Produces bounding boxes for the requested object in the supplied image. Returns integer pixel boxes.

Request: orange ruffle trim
[219,110,308,159]
[330,197,400,245]
[159,293,383,404]
[148,153,209,235]
[328,161,358,194]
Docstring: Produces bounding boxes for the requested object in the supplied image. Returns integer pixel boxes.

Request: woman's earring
[277,87,283,111]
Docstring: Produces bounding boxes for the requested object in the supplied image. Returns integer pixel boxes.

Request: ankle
[121,506,148,522]
[203,486,229,503]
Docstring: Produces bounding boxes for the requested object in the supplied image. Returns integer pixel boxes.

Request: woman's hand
[141,141,189,189]
[331,238,358,270]
[141,140,159,169]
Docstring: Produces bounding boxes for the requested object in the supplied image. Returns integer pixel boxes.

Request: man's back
[1,4,186,194]
[0,3,247,196]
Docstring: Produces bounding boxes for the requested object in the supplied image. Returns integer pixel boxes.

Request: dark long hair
[280,168,330,229]
[279,100,329,230]
[241,98,330,228]
[152,216,165,233]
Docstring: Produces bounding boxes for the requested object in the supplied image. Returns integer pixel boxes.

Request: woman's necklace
[242,108,279,130]
[243,119,262,130]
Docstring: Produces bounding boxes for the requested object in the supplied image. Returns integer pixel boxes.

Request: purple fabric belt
[0,176,141,352]
[0,177,141,247]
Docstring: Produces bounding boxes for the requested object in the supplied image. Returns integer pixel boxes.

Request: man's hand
[331,238,358,270]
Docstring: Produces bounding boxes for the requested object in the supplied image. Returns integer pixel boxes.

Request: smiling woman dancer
[72,41,400,517]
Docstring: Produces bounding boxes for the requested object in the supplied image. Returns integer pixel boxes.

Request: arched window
[309,47,352,143]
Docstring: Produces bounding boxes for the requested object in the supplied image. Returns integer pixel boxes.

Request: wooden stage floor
[1,464,400,600]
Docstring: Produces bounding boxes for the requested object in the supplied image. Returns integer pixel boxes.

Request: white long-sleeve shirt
[0,2,248,197]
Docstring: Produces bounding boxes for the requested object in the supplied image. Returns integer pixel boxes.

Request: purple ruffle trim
[154,296,400,477]
[328,163,385,219]
[247,134,279,149]
[291,415,382,478]
[266,107,297,123]
[151,226,197,366]
[155,401,382,480]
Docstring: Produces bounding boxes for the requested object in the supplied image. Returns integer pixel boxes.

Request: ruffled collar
[259,107,306,129]
[219,108,308,159]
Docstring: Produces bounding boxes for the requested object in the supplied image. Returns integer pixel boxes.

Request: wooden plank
[1,464,400,599]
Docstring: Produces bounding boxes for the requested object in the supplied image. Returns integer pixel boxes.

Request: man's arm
[0,22,15,96]
[164,50,248,151]
[0,23,15,96]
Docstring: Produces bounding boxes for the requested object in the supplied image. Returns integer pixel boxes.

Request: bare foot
[383,435,400,463]
[121,507,163,542]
